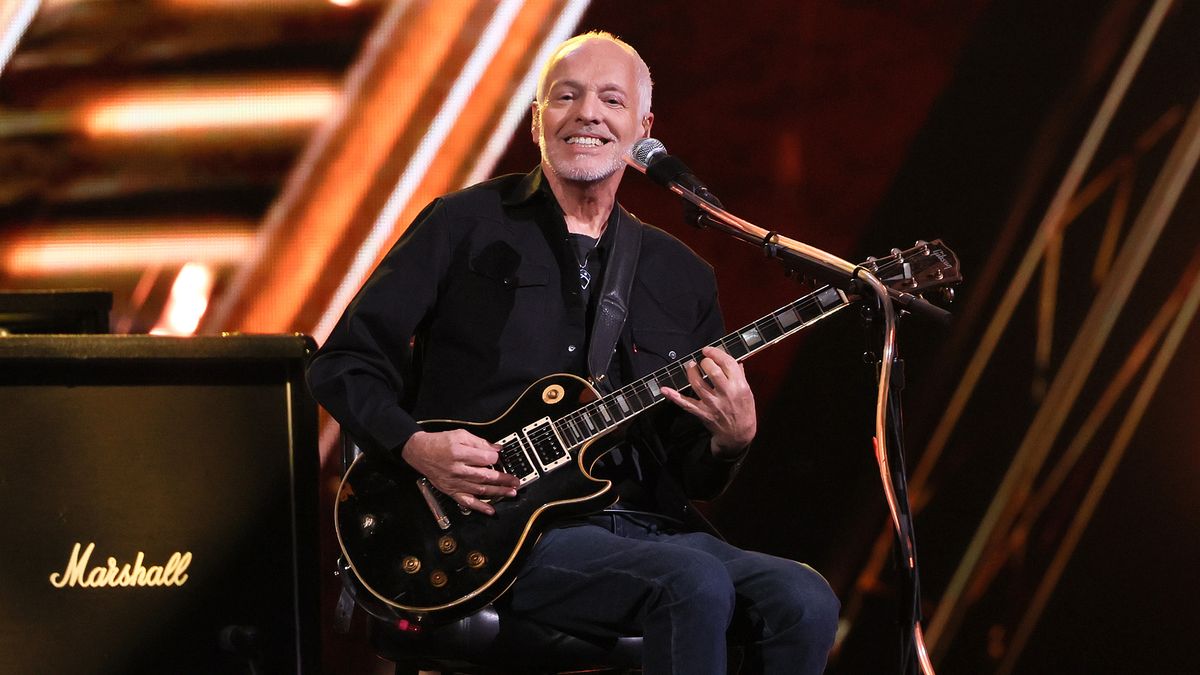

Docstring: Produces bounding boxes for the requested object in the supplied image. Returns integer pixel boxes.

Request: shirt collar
[502,165,549,207]
[504,165,624,241]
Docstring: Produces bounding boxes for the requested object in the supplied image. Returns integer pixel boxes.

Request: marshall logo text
[48,542,192,588]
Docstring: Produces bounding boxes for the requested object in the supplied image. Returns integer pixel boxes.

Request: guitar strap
[588,208,642,394]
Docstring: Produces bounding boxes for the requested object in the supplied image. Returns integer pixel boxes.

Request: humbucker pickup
[495,432,538,485]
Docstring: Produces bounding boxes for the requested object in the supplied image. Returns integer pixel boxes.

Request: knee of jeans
[786,564,840,636]
[665,554,735,617]
[763,562,840,634]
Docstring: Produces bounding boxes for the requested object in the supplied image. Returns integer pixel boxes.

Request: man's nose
[575,93,602,124]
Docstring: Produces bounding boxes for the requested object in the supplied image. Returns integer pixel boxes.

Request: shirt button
[668,350,677,359]
[567,345,577,352]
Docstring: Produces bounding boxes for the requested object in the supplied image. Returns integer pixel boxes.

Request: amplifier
[0,335,319,674]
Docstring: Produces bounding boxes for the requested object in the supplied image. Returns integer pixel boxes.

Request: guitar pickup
[496,432,539,485]
[522,417,570,473]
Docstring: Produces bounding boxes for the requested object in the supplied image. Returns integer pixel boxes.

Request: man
[307,31,839,674]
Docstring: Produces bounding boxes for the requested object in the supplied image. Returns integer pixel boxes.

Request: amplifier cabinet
[0,335,318,674]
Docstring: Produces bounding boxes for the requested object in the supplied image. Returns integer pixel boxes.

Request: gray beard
[541,147,624,183]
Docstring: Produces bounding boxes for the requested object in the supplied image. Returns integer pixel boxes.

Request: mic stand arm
[668,184,936,675]
[675,187,950,324]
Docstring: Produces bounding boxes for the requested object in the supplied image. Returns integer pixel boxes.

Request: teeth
[567,136,603,146]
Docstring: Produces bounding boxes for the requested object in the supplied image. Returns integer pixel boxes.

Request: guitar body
[335,373,620,624]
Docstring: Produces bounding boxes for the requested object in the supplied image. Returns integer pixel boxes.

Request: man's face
[532,39,653,184]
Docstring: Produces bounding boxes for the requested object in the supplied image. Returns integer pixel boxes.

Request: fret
[585,407,604,431]
[723,334,749,359]
[645,376,664,400]
[757,315,785,344]
[566,416,582,441]
[737,326,762,351]
[775,305,800,329]
[815,287,843,311]
[615,393,631,414]
[666,362,690,389]
[629,381,653,409]
[573,288,853,447]
[613,399,630,422]
[558,419,579,446]
[796,295,829,323]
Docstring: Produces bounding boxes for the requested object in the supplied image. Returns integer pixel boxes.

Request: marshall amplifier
[0,335,319,674]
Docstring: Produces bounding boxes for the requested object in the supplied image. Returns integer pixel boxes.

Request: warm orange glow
[81,81,338,136]
[217,0,482,333]
[161,0,361,8]
[151,263,216,336]
[311,0,585,341]
[1,222,256,275]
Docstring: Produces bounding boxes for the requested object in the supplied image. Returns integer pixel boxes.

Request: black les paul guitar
[335,240,960,625]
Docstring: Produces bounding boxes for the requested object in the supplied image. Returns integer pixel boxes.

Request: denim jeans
[504,514,839,674]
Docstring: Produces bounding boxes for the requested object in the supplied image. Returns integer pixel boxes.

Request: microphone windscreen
[630,138,667,168]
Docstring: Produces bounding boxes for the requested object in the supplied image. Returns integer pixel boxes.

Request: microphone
[627,138,722,206]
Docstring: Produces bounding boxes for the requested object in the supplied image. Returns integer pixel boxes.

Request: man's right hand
[400,429,520,515]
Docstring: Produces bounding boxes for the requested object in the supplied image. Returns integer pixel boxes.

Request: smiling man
[307,31,839,674]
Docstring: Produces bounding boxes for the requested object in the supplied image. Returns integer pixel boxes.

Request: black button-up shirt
[308,167,744,519]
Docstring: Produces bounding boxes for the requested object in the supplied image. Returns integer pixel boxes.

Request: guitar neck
[553,285,851,449]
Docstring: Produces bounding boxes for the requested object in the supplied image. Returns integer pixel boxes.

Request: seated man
[307,30,839,674]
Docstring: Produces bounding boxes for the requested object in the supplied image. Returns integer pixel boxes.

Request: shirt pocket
[630,327,693,375]
[468,256,550,290]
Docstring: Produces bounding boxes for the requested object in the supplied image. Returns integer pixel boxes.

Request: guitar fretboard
[553,285,849,449]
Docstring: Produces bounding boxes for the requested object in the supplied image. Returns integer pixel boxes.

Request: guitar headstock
[861,239,961,301]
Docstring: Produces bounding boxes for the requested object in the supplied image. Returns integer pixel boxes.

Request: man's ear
[530,102,541,145]
[641,112,655,138]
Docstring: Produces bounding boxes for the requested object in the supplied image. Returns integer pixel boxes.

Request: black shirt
[307,167,746,523]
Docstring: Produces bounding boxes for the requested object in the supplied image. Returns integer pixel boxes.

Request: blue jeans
[504,514,839,674]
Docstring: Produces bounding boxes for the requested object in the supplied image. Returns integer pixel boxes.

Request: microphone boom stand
[661,181,937,675]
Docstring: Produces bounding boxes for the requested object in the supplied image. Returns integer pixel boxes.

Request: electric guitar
[335,240,960,625]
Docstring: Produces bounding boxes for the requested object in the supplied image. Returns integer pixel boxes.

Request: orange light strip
[212,0,482,333]
[312,0,534,340]
[311,0,587,340]
[150,263,216,335]
[1,222,256,274]
[80,79,338,136]
[160,0,372,9]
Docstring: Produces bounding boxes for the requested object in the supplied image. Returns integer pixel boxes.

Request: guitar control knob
[430,570,448,588]
[360,514,377,536]
[467,551,487,569]
[402,556,421,574]
[438,536,457,554]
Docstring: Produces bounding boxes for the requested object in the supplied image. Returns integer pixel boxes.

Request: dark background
[493,2,1200,673]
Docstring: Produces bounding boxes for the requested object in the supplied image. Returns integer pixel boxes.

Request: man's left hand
[660,345,756,458]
